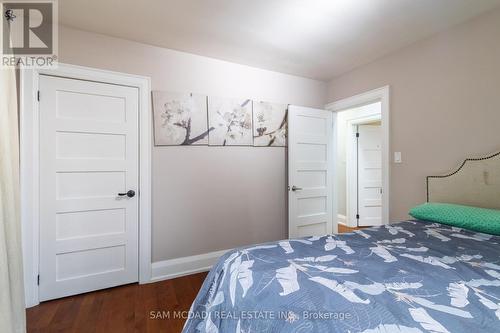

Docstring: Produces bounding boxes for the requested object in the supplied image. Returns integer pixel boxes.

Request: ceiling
[59,0,500,81]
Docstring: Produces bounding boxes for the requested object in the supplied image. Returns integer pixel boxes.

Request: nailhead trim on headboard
[426,151,500,202]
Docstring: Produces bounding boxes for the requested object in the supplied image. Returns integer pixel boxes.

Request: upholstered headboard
[427,152,500,210]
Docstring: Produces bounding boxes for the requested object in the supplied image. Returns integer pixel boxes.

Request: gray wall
[327,8,500,221]
[58,26,327,261]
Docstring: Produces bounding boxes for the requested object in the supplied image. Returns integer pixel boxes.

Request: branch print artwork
[208,97,253,146]
[153,92,286,147]
[152,91,212,145]
[253,101,287,147]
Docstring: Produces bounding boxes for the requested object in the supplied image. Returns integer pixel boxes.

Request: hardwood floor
[26,272,207,333]
[338,223,367,233]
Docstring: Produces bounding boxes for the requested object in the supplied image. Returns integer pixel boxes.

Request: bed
[183,153,500,333]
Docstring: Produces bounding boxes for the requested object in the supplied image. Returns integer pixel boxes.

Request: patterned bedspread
[182,220,500,333]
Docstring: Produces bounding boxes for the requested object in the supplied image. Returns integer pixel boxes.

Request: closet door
[38,75,139,301]
[288,105,336,238]
[357,125,383,226]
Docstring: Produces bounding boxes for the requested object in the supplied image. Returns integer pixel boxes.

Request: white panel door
[288,105,336,238]
[39,75,139,301]
[358,125,382,226]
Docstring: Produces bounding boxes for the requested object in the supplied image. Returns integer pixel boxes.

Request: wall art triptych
[152,91,288,147]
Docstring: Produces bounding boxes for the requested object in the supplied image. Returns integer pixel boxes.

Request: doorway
[326,87,390,229]
[20,63,152,307]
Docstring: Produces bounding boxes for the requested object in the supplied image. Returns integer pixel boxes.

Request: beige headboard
[427,152,500,209]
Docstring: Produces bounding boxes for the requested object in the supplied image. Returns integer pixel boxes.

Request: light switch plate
[394,152,402,163]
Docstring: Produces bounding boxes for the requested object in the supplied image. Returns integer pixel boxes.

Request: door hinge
[356,214,360,219]
[37,274,40,285]
[37,90,40,101]
[356,132,359,138]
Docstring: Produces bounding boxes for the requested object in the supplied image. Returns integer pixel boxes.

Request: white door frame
[20,63,152,307]
[325,86,390,227]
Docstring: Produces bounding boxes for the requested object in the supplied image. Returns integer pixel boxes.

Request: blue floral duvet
[183,220,500,333]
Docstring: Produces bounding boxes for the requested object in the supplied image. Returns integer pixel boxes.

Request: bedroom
[1,0,500,332]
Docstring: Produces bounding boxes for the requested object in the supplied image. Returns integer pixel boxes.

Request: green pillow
[409,203,500,236]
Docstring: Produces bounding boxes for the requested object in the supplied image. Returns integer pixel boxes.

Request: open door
[288,105,336,238]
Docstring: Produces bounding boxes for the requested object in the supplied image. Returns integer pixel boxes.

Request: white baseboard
[151,248,231,282]
[338,214,347,225]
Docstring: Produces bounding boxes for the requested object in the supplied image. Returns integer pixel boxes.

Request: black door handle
[118,190,135,198]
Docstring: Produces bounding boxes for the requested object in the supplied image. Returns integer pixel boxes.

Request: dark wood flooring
[27,226,362,332]
[26,272,207,333]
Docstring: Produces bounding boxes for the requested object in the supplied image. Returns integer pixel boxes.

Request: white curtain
[0,68,26,332]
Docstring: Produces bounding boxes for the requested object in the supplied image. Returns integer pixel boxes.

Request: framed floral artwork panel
[208,97,253,146]
[253,101,287,147]
[152,91,213,146]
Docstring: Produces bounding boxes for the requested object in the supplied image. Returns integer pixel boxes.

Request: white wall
[58,26,328,262]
